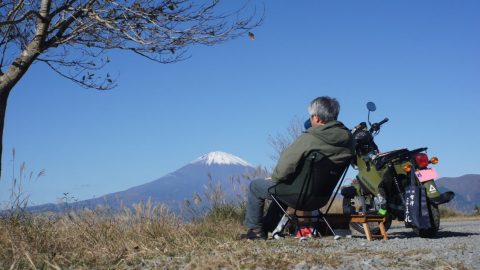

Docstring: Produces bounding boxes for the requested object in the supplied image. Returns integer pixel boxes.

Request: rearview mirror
[366,102,376,112]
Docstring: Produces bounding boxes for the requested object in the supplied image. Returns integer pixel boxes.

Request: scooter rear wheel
[413,204,440,238]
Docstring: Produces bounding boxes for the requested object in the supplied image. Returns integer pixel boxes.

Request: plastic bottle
[374,194,387,216]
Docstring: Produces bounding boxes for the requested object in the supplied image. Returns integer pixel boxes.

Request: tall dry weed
[1,200,242,269]
[2,149,45,222]
[0,169,251,269]
[0,149,354,269]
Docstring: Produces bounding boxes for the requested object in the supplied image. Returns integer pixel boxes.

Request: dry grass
[439,205,480,220]
[320,198,344,214]
[2,198,479,269]
[0,201,351,270]
[0,201,245,269]
[0,195,353,269]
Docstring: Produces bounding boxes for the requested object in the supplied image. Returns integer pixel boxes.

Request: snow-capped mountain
[191,151,253,167]
[29,151,258,213]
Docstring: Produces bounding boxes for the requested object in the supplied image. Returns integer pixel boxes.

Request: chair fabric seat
[268,150,350,237]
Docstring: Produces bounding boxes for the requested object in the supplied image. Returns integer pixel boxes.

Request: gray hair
[308,96,340,122]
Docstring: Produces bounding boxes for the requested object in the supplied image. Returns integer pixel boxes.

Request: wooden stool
[349,214,388,241]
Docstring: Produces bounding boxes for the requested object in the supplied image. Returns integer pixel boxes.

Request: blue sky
[1,1,479,205]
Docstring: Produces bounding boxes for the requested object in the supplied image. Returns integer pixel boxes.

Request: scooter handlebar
[378,117,389,126]
[370,117,389,132]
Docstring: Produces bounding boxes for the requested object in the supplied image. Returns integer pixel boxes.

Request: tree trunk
[0,0,50,177]
[0,86,12,178]
[0,49,40,177]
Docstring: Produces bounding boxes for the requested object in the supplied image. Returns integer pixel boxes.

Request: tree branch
[0,0,263,178]
[0,10,43,27]
[45,0,97,47]
[40,58,115,90]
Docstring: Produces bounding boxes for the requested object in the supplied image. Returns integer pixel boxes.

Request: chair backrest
[269,150,349,211]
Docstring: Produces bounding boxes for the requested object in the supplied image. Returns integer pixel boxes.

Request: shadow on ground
[387,230,479,239]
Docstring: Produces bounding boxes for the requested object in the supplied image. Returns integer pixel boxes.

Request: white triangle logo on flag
[429,185,437,192]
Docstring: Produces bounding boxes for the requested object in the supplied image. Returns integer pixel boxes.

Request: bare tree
[268,116,305,163]
[0,0,263,176]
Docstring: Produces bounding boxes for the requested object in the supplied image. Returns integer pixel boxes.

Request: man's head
[308,96,340,128]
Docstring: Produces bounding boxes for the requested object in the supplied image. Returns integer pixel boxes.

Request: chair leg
[321,216,336,236]
[270,194,294,239]
[272,214,290,239]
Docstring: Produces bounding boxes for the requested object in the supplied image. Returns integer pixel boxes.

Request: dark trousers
[245,178,286,231]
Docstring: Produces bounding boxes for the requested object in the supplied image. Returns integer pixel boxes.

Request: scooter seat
[372,148,410,170]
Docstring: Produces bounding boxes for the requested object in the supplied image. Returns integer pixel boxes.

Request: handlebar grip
[369,117,389,133]
[378,117,389,126]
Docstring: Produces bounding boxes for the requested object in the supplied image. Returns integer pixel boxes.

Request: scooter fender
[422,179,456,205]
[422,180,441,198]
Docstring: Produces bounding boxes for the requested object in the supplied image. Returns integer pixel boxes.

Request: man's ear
[315,116,326,125]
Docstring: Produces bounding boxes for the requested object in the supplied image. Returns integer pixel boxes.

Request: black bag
[404,170,431,229]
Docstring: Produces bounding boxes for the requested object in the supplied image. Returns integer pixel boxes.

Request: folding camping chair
[268,150,350,239]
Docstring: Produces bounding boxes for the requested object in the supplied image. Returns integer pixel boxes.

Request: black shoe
[240,228,267,240]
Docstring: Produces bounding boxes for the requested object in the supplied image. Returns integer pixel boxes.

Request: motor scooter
[341,102,454,238]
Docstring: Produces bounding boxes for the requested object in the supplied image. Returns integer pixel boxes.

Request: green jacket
[271,120,354,182]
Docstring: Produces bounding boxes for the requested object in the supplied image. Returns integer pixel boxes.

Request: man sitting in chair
[242,96,354,240]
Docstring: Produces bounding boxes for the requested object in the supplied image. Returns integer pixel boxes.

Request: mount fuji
[29,151,258,212]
